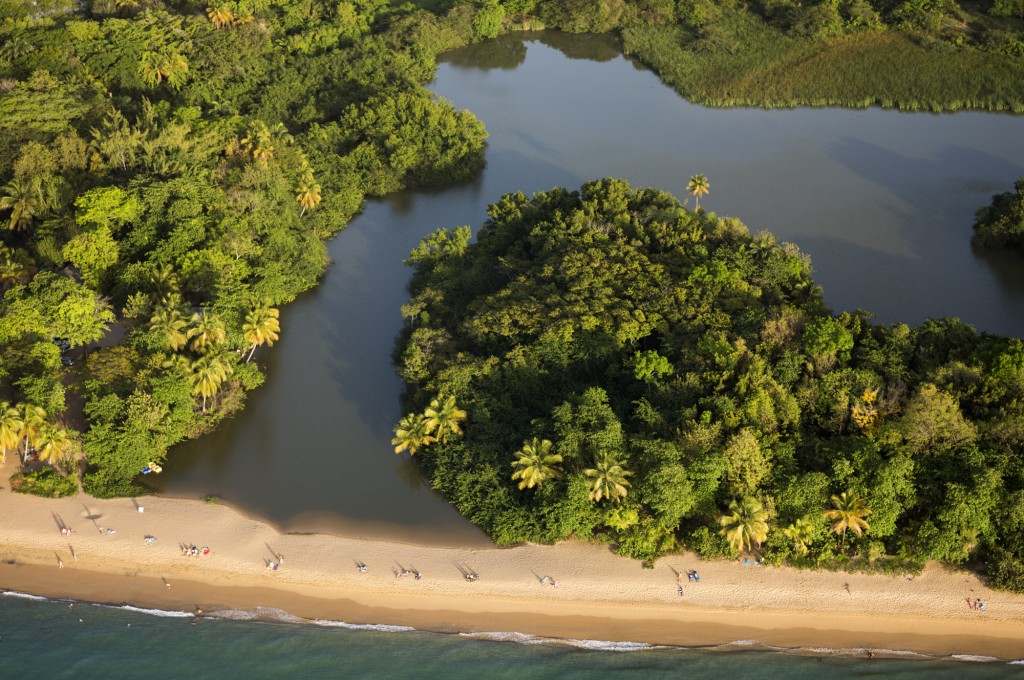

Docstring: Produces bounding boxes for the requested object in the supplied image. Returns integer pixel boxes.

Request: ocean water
[3,593,1021,679]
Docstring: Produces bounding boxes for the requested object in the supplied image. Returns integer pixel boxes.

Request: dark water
[3,595,1022,679]
[150,32,1024,542]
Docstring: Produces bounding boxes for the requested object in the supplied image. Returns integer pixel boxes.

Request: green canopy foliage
[394,179,1024,588]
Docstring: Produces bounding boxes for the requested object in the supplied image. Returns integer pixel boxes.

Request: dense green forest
[0,0,1021,507]
[393,179,1024,592]
[973,179,1024,249]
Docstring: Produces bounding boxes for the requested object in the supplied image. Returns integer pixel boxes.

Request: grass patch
[621,14,1024,111]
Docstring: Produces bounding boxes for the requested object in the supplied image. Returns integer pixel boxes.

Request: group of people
[967,597,987,611]
[539,575,559,588]
[182,544,210,557]
[396,566,422,580]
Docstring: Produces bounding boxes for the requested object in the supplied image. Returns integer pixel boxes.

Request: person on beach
[677,585,684,597]
[357,561,367,573]
[413,568,422,580]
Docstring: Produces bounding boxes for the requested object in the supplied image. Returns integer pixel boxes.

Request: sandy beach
[2,459,1024,661]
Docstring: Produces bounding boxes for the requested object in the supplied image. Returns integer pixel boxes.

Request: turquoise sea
[3,593,1022,679]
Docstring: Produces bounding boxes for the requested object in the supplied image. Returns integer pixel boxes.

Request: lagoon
[150,32,1024,543]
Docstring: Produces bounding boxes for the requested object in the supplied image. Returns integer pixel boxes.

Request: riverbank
[2,476,1024,661]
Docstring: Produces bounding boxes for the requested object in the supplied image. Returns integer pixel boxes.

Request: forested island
[393,179,1024,592]
[0,0,1022,568]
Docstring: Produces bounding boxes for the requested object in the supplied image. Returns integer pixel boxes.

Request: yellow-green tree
[0,401,24,465]
[719,496,769,553]
[583,453,632,502]
[243,304,280,363]
[823,490,871,549]
[423,394,466,444]
[391,413,435,455]
[511,438,562,490]
[687,173,710,211]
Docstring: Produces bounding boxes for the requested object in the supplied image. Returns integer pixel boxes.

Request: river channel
[150,32,1024,545]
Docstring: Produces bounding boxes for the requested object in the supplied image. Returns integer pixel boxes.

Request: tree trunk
[246,344,257,363]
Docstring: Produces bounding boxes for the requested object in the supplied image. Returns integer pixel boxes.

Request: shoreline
[2,486,1024,662]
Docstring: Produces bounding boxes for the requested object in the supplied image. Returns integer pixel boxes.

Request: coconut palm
[190,352,233,412]
[823,490,871,549]
[583,452,632,503]
[242,304,280,363]
[148,264,180,298]
[20,404,47,456]
[35,423,74,471]
[139,51,188,89]
[187,310,227,354]
[206,4,235,29]
[391,413,435,455]
[511,438,562,490]
[719,496,769,553]
[0,401,24,465]
[296,178,322,217]
[150,304,189,351]
[782,517,815,555]
[0,176,52,231]
[687,173,710,211]
[422,394,467,444]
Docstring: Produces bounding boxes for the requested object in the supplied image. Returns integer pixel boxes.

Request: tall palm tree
[20,404,47,457]
[150,304,189,351]
[35,423,74,471]
[189,352,233,412]
[823,490,871,550]
[0,401,24,465]
[583,452,632,503]
[391,413,435,455]
[296,178,322,217]
[422,394,467,444]
[719,496,769,553]
[511,438,562,490]
[187,311,227,354]
[687,174,710,211]
[782,517,815,555]
[242,304,280,363]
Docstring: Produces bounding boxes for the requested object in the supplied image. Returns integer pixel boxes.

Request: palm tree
[189,352,233,412]
[823,490,871,550]
[187,311,227,354]
[391,413,435,455]
[0,176,52,231]
[206,4,235,29]
[20,404,47,457]
[296,178,322,217]
[35,423,74,471]
[0,401,24,465]
[687,173,710,211]
[150,304,189,351]
[242,304,280,363]
[511,438,562,490]
[139,51,188,90]
[422,394,467,444]
[0,247,31,290]
[148,264,180,298]
[242,121,292,167]
[782,517,815,555]
[719,496,769,553]
[583,452,632,503]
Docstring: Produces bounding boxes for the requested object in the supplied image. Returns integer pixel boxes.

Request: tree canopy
[394,179,1024,589]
